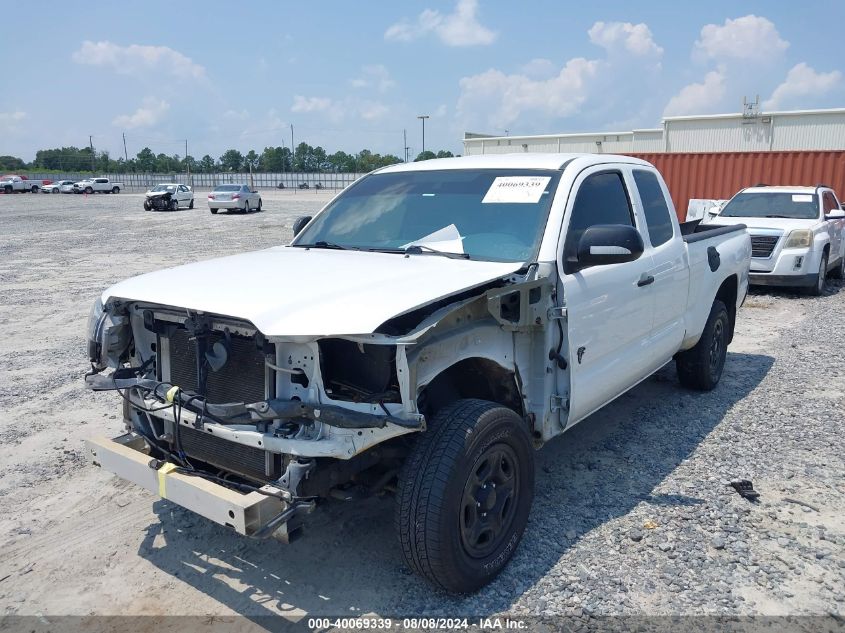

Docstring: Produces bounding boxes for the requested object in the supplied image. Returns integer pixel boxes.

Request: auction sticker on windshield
[482,176,551,204]
[792,194,813,202]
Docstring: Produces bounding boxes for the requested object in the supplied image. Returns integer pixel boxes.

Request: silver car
[207,184,262,214]
[41,180,76,194]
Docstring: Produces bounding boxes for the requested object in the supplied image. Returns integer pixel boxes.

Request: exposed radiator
[175,424,281,483]
[166,328,267,404]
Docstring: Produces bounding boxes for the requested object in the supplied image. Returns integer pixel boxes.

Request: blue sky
[2,1,844,162]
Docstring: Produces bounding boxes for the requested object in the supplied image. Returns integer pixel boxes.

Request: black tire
[31,185,39,193]
[112,186,119,194]
[243,200,250,213]
[395,399,534,593]
[51,187,59,194]
[676,299,729,391]
[85,186,93,194]
[170,198,178,211]
[143,201,151,211]
[189,199,194,209]
[806,253,828,296]
[210,208,218,214]
[3,186,11,194]
[257,198,262,212]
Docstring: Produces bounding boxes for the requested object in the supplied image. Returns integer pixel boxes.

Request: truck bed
[680,219,747,243]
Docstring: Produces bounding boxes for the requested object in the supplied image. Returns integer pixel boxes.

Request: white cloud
[291,96,333,113]
[764,63,842,109]
[112,98,170,129]
[694,15,788,63]
[588,21,663,57]
[520,58,557,79]
[72,40,206,79]
[0,110,27,133]
[663,70,726,116]
[350,65,395,93]
[385,0,496,47]
[457,58,600,128]
[359,101,390,121]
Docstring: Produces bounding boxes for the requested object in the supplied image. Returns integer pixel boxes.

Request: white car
[207,183,262,214]
[85,153,750,593]
[143,184,194,211]
[73,177,123,194]
[706,185,845,295]
[41,180,76,194]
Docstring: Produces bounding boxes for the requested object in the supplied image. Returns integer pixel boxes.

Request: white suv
[708,185,845,295]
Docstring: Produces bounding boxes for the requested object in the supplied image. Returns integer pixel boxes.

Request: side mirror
[292,215,312,237]
[825,209,845,220]
[575,224,644,269]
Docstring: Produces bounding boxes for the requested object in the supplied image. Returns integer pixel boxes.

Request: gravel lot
[0,190,843,624]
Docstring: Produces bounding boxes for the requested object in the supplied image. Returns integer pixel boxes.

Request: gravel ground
[0,190,843,625]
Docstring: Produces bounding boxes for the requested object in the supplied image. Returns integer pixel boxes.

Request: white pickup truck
[0,175,45,193]
[84,154,750,593]
[73,177,123,194]
[704,185,845,295]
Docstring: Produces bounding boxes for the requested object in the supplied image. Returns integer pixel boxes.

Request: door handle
[637,274,655,287]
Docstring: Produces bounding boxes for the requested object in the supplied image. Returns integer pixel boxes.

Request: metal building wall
[629,151,845,219]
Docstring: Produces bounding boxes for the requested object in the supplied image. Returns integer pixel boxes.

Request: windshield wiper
[404,244,470,259]
[298,241,356,250]
[764,214,793,218]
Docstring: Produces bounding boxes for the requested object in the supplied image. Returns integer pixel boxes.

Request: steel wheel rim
[709,319,725,378]
[459,443,520,559]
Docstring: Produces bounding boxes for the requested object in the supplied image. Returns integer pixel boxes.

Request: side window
[96,178,107,184]
[564,171,634,270]
[633,170,674,247]
[822,192,838,213]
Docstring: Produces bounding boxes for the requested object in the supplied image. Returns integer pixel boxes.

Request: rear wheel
[807,253,828,296]
[395,399,534,593]
[31,185,39,193]
[676,299,729,391]
[112,186,119,194]
[256,198,262,212]
[243,200,250,213]
[188,199,194,209]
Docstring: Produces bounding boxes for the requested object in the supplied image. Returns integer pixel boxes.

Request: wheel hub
[460,444,519,559]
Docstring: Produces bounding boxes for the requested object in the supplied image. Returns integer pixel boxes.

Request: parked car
[73,177,123,194]
[143,184,194,211]
[207,183,262,214]
[0,175,46,193]
[41,180,76,194]
[704,185,845,295]
[84,153,750,593]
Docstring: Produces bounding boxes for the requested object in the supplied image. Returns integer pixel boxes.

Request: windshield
[720,192,820,220]
[215,184,241,192]
[293,169,561,262]
[151,185,177,192]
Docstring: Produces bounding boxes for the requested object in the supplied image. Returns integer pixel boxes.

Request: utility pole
[417,115,429,157]
[122,133,128,161]
[89,135,95,172]
[403,129,409,162]
[185,139,191,185]
[290,124,295,173]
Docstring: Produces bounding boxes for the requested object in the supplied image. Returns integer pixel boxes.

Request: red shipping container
[627,151,845,220]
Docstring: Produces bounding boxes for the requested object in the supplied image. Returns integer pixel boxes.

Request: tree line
[0,144,456,174]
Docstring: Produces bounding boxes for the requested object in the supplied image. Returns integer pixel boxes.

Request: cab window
[633,169,674,247]
[563,171,634,273]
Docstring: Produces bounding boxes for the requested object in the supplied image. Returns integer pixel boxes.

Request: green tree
[436,150,454,158]
[220,149,244,171]
[136,147,156,172]
[0,155,27,171]
[244,149,259,170]
[184,155,196,172]
[293,142,316,171]
[414,150,437,162]
[199,155,216,173]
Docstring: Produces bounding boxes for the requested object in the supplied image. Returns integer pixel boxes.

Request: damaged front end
[85,300,422,541]
[143,191,173,211]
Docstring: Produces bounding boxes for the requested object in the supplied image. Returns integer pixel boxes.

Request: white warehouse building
[462,107,845,155]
